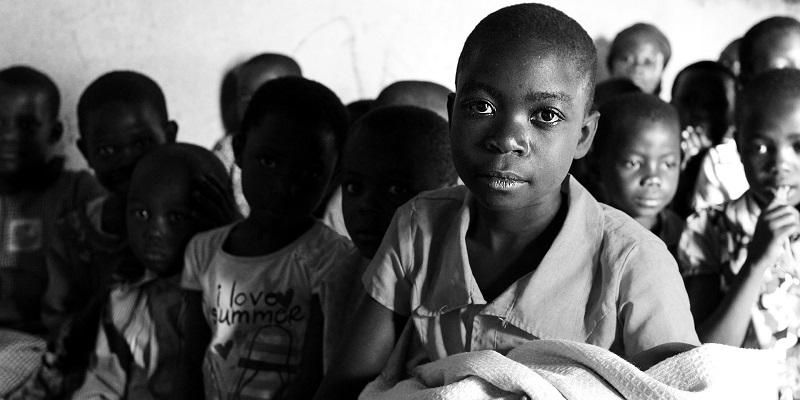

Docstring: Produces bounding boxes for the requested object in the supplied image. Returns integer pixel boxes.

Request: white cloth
[691,138,748,212]
[361,339,779,400]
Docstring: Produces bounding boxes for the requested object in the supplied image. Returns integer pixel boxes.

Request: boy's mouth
[478,171,528,190]
[771,184,796,204]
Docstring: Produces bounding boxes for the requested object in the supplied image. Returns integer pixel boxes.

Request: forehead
[0,84,52,116]
[247,113,336,150]
[614,39,662,56]
[617,118,680,148]
[129,161,192,201]
[457,41,589,105]
[86,102,163,134]
[740,95,800,135]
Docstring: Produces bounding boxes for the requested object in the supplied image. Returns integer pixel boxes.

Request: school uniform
[364,176,699,368]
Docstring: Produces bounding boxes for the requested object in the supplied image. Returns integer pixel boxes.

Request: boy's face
[671,70,736,144]
[236,114,337,223]
[80,102,176,195]
[609,40,665,94]
[341,132,443,258]
[449,41,597,213]
[601,119,681,226]
[0,84,59,180]
[738,95,800,206]
[750,30,800,77]
[127,165,199,277]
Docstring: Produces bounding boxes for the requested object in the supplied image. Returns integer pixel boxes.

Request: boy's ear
[575,110,600,159]
[165,120,179,143]
[446,92,455,128]
[232,133,245,168]
[49,121,63,144]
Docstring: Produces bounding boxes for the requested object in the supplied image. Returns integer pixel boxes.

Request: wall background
[2,0,798,170]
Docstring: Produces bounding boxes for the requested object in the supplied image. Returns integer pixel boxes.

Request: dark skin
[684,94,800,346]
[229,113,338,396]
[0,84,62,194]
[341,126,449,259]
[314,39,599,399]
[78,101,178,235]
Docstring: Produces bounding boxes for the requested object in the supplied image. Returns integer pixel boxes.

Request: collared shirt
[679,190,800,397]
[363,177,699,365]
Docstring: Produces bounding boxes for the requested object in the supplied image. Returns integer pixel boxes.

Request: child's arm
[689,199,800,345]
[281,294,324,399]
[313,293,401,400]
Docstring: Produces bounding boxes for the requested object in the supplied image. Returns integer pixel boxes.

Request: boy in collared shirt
[315,4,699,398]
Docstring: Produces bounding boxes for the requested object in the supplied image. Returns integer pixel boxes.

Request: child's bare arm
[313,294,401,400]
[691,200,799,345]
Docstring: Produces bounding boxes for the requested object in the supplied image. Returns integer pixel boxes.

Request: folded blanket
[0,329,46,398]
[360,340,779,400]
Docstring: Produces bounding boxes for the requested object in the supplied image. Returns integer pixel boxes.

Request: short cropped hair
[593,92,680,163]
[672,61,736,94]
[239,76,349,151]
[77,71,169,136]
[593,77,642,110]
[740,16,800,83]
[239,53,302,77]
[607,23,671,70]
[348,105,458,187]
[736,68,800,132]
[0,65,60,119]
[374,80,452,119]
[456,3,597,110]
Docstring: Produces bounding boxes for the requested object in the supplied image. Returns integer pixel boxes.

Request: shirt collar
[416,177,604,341]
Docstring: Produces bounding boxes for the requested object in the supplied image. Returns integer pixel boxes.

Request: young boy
[592,93,683,255]
[679,68,800,399]
[315,4,699,398]
[322,105,457,367]
[669,61,741,217]
[0,66,103,395]
[607,22,671,95]
[73,143,233,399]
[43,71,180,333]
[739,16,800,85]
[212,53,302,217]
[182,76,360,400]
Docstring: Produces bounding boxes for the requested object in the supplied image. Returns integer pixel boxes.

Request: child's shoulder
[188,223,236,249]
[298,220,358,259]
[397,185,469,225]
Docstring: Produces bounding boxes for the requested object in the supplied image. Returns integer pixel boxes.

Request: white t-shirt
[181,221,357,400]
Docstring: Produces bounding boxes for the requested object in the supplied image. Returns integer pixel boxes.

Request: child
[0,65,103,395]
[669,61,740,217]
[719,38,741,78]
[679,68,800,399]
[212,53,302,217]
[322,105,457,367]
[592,93,683,255]
[182,76,360,400]
[73,143,234,399]
[315,4,699,398]
[43,71,180,333]
[739,16,800,85]
[607,22,671,95]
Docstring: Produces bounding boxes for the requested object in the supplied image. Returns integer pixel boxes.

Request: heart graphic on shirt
[214,340,234,360]
[276,289,294,308]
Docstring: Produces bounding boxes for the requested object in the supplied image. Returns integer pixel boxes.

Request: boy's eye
[792,140,800,154]
[168,212,189,223]
[344,182,362,196]
[466,100,495,116]
[531,109,563,126]
[98,145,116,157]
[749,143,769,156]
[131,209,149,220]
[663,160,679,169]
[622,159,641,169]
[258,157,277,168]
[387,184,409,197]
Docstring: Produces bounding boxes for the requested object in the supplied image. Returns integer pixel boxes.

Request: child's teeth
[775,185,793,203]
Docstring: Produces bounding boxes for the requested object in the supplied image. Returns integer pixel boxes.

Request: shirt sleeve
[361,203,416,316]
[677,208,723,278]
[180,233,207,292]
[691,151,726,211]
[618,239,701,357]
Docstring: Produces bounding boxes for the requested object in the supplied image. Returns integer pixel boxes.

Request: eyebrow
[525,90,573,104]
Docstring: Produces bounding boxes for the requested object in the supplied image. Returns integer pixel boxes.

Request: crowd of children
[1,2,800,399]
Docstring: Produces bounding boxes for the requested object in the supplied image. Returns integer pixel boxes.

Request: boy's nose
[483,121,530,156]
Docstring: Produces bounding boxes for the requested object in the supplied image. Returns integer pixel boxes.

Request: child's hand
[747,197,800,272]
[192,174,242,229]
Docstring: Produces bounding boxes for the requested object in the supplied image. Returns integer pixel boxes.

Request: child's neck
[223,213,315,257]
[636,213,659,232]
[467,190,566,301]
